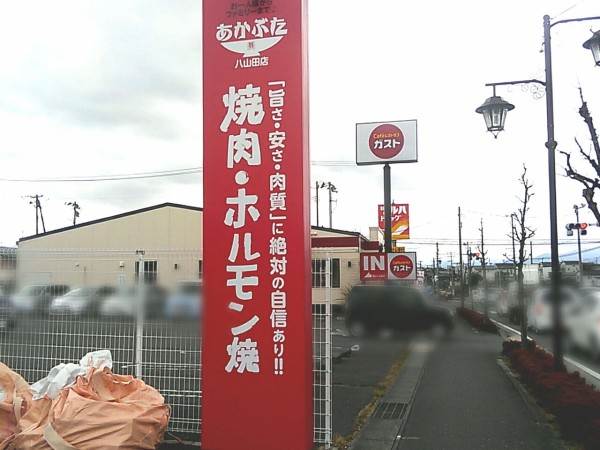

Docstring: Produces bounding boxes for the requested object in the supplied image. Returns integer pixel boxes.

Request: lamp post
[510,213,517,282]
[476,14,600,371]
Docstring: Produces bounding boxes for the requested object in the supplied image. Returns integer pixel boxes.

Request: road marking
[491,318,600,382]
[565,356,600,380]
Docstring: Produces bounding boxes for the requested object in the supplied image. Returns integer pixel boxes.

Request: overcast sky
[1,0,600,267]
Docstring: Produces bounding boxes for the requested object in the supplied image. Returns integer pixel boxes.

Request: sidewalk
[351,315,567,450]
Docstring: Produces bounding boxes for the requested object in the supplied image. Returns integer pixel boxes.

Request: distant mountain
[532,244,600,264]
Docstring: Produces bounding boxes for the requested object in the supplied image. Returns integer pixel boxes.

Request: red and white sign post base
[202,1,313,449]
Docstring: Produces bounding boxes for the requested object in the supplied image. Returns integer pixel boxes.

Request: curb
[391,345,429,450]
[496,357,569,450]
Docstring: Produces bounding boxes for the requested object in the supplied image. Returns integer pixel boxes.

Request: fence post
[135,250,145,379]
[324,252,332,446]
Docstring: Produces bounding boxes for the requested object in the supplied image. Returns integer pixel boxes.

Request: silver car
[49,285,117,316]
[10,284,70,314]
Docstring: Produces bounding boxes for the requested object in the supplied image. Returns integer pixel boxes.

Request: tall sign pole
[202,2,313,449]
[356,120,418,260]
[383,164,392,253]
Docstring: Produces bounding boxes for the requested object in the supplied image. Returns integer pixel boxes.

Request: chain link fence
[0,247,332,447]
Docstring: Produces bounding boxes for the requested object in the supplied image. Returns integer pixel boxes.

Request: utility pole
[328,182,336,228]
[432,257,437,297]
[449,252,454,297]
[317,182,337,229]
[435,243,440,300]
[315,182,320,227]
[574,204,584,286]
[465,243,473,309]
[530,241,533,264]
[26,195,46,235]
[66,201,81,226]
[458,207,465,308]
[480,219,488,319]
[466,242,475,310]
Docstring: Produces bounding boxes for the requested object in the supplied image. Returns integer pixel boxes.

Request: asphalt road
[330,317,411,438]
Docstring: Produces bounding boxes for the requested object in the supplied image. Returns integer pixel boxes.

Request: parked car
[564,288,600,359]
[49,285,117,316]
[99,285,167,318]
[527,286,578,333]
[345,284,454,338]
[0,294,16,332]
[164,280,202,319]
[10,284,70,314]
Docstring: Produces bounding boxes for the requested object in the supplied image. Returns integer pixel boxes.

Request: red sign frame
[202,1,313,449]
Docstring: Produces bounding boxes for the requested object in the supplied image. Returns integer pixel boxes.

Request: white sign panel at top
[356,120,418,165]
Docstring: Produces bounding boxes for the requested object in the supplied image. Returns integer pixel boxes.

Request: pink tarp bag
[44,367,170,450]
[2,367,169,450]
[0,363,32,442]
[1,397,53,450]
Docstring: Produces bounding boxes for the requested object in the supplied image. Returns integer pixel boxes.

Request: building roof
[17,203,203,243]
[17,203,377,250]
[310,225,369,241]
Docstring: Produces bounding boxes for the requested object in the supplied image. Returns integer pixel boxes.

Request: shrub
[585,420,600,450]
[503,341,600,446]
[456,307,498,333]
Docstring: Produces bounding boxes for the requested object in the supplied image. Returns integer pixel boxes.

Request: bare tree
[504,165,535,346]
[477,219,489,319]
[560,89,600,225]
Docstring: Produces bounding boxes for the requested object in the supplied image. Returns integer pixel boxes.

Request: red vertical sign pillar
[202,1,313,449]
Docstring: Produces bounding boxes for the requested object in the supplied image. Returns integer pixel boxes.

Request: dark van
[345,284,454,337]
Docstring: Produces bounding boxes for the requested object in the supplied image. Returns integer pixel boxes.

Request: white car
[527,287,578,333]
[564,289,600,359]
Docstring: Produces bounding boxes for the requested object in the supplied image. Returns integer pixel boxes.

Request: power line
[0,167,203,182]
[0,160,359,183]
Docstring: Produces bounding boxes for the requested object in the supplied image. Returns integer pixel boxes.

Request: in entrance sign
[360,252,417,281]
[360,253,387,280]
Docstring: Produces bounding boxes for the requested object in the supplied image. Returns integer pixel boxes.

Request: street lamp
[476,14,600,371]
[583,30,600,66]
[475,89,515,138]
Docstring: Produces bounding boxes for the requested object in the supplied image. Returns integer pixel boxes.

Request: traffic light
[566,223,574,236]
[566,223,588,235]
